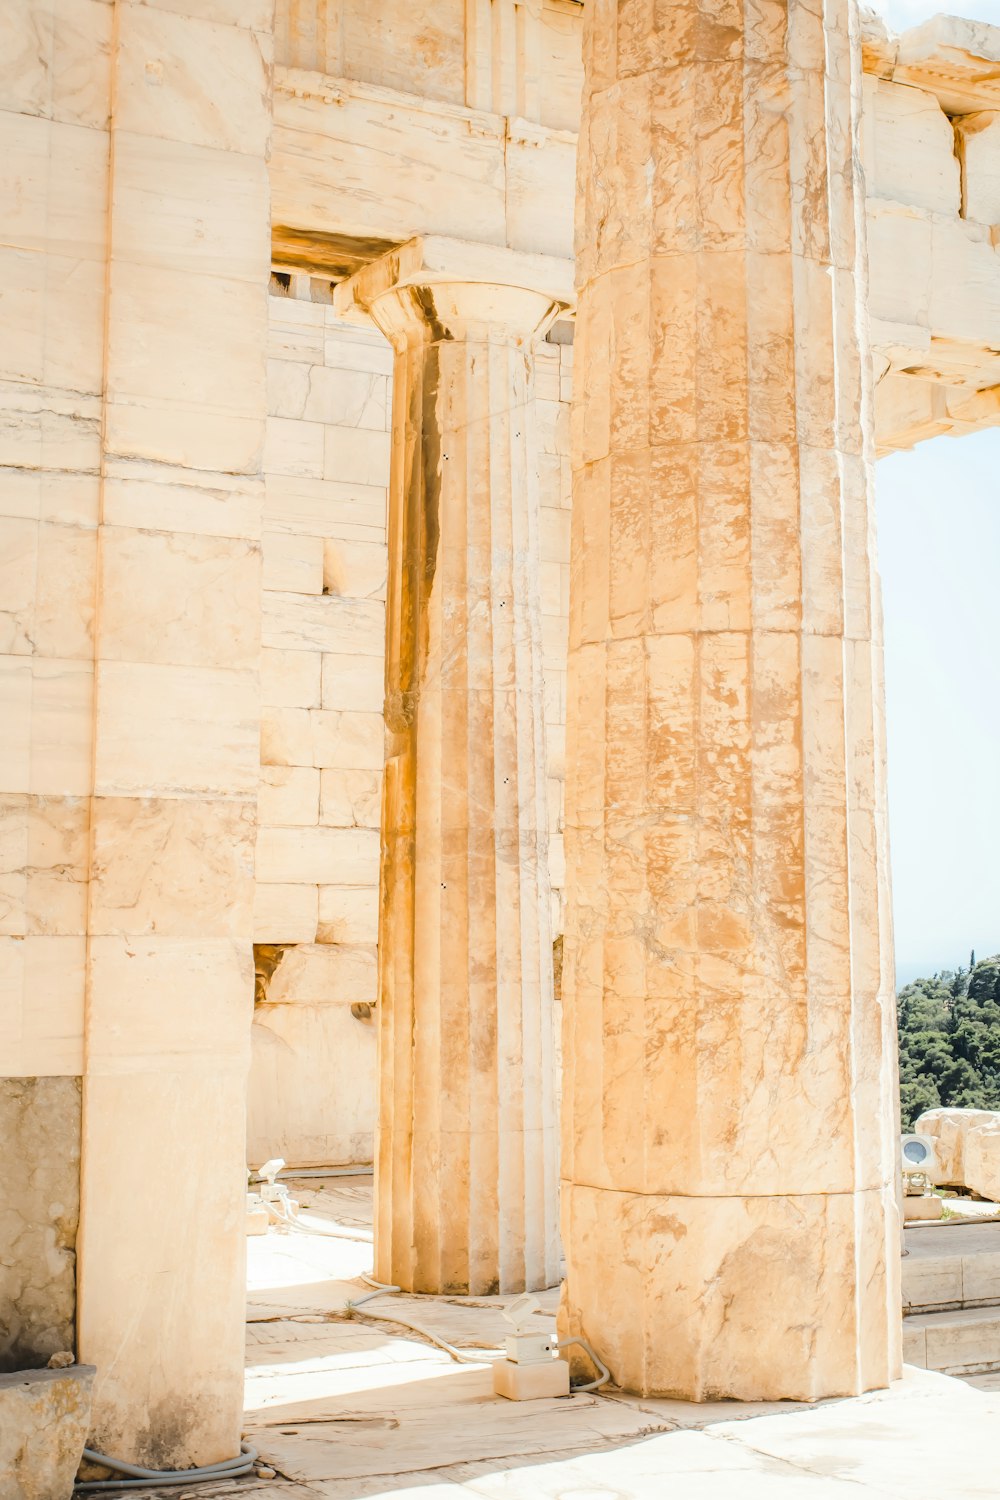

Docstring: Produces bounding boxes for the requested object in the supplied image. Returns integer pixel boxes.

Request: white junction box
[492,1294,570,1401]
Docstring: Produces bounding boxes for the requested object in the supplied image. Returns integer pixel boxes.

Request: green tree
[897,954,1000,1128]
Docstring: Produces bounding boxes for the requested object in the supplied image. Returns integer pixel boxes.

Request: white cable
[264,1198,370,1243]
[556,1336,611,1392]
[263,1208,567,1376]
[351,1273,401,1308]
[350,1304,506,1364]
[263,1211,498,1358]
[345,1278,505,1363]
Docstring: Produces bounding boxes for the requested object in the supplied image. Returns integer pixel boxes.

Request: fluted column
[341,239,571,1294]
[560,1,902,1399]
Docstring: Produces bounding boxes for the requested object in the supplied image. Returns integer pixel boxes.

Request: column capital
[336,235,574,343]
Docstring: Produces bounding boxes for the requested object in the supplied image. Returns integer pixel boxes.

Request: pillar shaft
[344,243,569,1294]
[560,0,902,1399]
[73,0,272,1465]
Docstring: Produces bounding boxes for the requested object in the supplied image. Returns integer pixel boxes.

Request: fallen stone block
[904,1195,945,1221]
[914,1108,1000,1186]
[965,1121,1000,1204]
[0,1365,95,1500]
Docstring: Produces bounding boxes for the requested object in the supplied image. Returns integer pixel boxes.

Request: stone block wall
[862,67,1000,450]
[273,0,584,132]
[248,278,574,1168]
[0,0,109,1374]
[248,279,388,1169]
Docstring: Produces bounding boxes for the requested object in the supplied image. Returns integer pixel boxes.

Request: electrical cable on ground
[557,1336,611,1392]
[264,1198,370,1243]
[265,1204,502,1359]
[78,1200,607,1490]
[348,1302,507,1363]
[351,1272,402,1308]
[265,1201,611,1389]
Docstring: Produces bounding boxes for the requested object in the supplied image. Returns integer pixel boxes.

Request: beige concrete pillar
[74,0,273,1466]
[559,0,902,1400]
[341,239,571,1295]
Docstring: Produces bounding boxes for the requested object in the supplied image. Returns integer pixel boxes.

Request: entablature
[270,3,1000,455]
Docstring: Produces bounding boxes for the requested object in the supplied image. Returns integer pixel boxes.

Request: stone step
[903,1304,1000,1376]
[902,1220,1000,1313]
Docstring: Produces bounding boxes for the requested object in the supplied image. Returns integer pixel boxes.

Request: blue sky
[877,0,997,24]
[878,435,1000,984]
[871,1,1000,985]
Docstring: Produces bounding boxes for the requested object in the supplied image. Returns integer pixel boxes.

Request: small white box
[493,1357,570,1401]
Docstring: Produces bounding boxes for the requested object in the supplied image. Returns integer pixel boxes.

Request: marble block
[0,1365,94,1500]
[915,1109,1000,1186]
[964,1121,1000,1204]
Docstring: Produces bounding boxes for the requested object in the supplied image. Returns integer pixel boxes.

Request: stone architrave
[559,0,902,1400]
[340,238,572,1295]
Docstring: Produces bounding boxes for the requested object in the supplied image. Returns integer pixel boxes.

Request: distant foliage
[898,954,1000,1129]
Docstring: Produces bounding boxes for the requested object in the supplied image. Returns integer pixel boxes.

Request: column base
[559,1182,902,1402]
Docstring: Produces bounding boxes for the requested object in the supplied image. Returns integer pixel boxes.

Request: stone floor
[120,1176,1000,1499]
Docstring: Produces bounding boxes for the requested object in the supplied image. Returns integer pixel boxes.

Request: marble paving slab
[251,1376,673,1483]
[134,1177,1000,1498]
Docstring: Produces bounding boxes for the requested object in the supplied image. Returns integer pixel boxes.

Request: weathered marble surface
[0,0,107,1083]
[250,276,573,1171]
[239,1175,1000,1500]
[339,238,571,1294]
[254,269,565,1176]
[6,0,1000,1463]
[558,0,901,1399]
[271,7,1000,456]
[60,0,274,1470]
[0,1078,80,1374]
[916,1108,1000,1187]
[249,1002,376,1169]
[0,1365,94,1500]
[862,13,1000,452]
[275,0,583,129]
[251,299,388,1169]
[962,1121,1000,1205]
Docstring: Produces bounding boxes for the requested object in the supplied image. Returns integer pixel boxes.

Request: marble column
[341,238,571,1295]
[559,1,902,1399]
